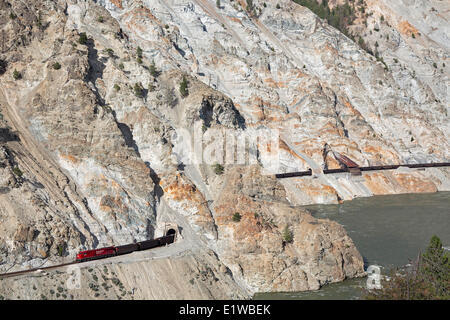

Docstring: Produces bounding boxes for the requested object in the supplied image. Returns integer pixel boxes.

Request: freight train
[76,234,175,262]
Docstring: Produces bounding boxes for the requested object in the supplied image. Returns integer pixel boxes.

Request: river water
[254,191,450,300]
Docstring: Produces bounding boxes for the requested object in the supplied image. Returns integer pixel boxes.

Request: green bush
[213,163,224,175]
[97,16,104,23]
[232,212,241,222]
[364,235,450,300]
[246,0,254,13]
[149,60,159,77]
[179,76,189,97]
[57,244,64,256]
[12,69,21,80]
[133,82,144,98]
[104,48,114,57]
[78,32,88,45]
[52,62,61,70]
[136,46,143,59]
[282,226,293,243]
[12,166,23,176]
[294,0,356,37]
[114,84,120,91]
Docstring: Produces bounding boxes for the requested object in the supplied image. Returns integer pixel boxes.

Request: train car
[76,247,116,262]
[115,243,139,256]
[137,239,160,251]
[158,235,175,246]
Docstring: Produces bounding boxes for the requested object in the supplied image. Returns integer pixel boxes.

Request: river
[254,191,450,300]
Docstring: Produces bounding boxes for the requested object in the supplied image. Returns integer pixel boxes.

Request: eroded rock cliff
[0,0,448,299]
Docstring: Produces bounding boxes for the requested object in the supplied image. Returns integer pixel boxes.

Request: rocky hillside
[0,0,448,299]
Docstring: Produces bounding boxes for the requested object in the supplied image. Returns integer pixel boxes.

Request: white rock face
[99,0,449,203]
[0,0,448,298]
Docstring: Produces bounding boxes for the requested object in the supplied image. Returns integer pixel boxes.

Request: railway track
[0,235,175,279]
[0,262,76,279]
[275,162,450,179]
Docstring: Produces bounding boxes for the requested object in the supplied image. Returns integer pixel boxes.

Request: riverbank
[255,191,450,300]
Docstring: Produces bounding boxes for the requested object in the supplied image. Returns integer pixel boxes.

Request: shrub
[364,235,450,300]
[294,0,356,38]
[118,62,124,70]
[213,163,224,175]
[12,69,21,80]
[9,12,17,20]
[216,0,220,8]
[57,244,64,256]
[136,46,143,59]
[97,16,104,23]
[149,60,159,77]
[246,0,254,13]
[104,48,114,57]
[282,226,293,243]
[52,62,61,70]
[276,3,281,9]
[232,212,241,222]
[133,82,144,98]
[12,166,23,176]
[179,76,189,97]
[114,84,120,91]
[136,57,142,64]
[411,33,415,38]
[78,32,88,45]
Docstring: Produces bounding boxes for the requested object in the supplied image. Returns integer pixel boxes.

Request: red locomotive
[76,247,116,262]
[75,234,175,263]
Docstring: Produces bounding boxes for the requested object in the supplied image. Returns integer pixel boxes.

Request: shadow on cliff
[84,39,106,106]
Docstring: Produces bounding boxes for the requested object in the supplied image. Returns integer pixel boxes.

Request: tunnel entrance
[166,228,176,236]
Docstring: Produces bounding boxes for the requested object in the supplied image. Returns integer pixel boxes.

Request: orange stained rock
[362,145,400,163]
[109,0,123,10]
[99,195,128,213]
[393,173,437,193]
[297,182,337,197]
[398,21,419,36]
[60,153,79,164]
[342,98,363,117]
[228,16,243,25]
[363,172,392,195]
[279,140,308,165]
[263,77,287,88]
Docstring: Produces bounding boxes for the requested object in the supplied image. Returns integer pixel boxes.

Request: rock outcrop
[0,0,448,299]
